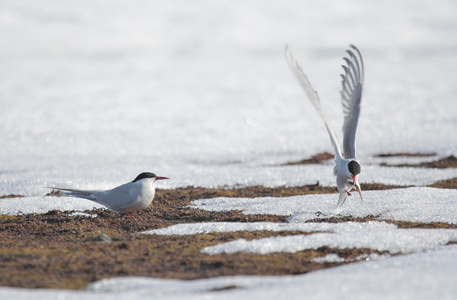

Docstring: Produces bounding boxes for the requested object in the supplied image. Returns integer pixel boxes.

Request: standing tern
[285,45,364,207]
[48,172,169,214]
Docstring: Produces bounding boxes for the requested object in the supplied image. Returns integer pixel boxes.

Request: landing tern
[48,172,169,214]
[285,45,364,207]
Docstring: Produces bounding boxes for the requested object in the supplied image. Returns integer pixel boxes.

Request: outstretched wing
[341,45,364,159]
[285,45,343,160]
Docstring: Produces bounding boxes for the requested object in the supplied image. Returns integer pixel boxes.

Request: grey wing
[341,45,364,159]
[285,45,343,160]
[47,187,100,201]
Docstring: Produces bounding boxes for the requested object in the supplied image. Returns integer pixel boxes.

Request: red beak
[156,176,169,181]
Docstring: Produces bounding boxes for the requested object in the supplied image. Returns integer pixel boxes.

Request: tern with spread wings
[285,45,364,207]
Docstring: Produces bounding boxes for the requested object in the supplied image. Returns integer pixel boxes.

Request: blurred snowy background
[1,0,456,195]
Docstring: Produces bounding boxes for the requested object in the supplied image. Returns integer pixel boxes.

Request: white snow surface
[191,187,457,224]
[0,196,104,215]
[1,0,457,299]
[147,220,457,255]
[200,225,457,255]
[1,0,457,196]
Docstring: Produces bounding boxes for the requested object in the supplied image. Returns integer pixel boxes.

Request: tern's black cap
[348,161,361,176]
[132,172,156,182]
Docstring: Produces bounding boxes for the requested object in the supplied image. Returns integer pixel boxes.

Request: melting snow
[1,0,457,298]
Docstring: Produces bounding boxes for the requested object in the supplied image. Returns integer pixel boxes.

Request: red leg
[345,189,351,196]
[124,212,137,219]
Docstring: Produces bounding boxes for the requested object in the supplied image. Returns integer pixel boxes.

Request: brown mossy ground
[283,152,457,169]
[1,152,456,290]
[380,155,457,168]
[283,152,334,165]
[0,185,374,290]
[1,182,456,290]
[428,178,457,189]
[376,152,437,157]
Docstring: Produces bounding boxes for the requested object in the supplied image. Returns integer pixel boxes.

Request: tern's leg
[124,212,137,219]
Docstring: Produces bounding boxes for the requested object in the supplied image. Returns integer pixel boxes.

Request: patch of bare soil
[283,152,333,165]
[428,178,457,189]
[360,183,408,190]
[0,177,454,290]
[284,152,442,166]
[0,194,24,199]
[376,152,437,157]
[381,155,457,169]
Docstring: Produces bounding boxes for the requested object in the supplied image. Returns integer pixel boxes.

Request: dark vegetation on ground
[0,153,456,290]
[380,155,457,169]
[283,152,334,165]
[376,152,437,157]
[284,152,457,169]
[428,178,457,189]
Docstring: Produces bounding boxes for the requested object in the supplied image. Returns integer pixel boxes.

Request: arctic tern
[48,172,169,214]
[285,44,364,207]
